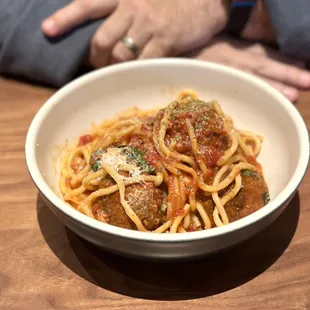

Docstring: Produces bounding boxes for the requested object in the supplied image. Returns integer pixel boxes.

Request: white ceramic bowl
[25,59,309,260]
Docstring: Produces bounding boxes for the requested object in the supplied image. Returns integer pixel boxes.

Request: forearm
[0,0,102,87]
[264,0,310,60]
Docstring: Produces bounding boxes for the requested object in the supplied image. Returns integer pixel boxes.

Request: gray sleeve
[0,0,102,87]
[265,0,310,60]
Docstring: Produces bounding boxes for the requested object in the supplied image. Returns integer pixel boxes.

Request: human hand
[42,0,231,68]
[240,0,276,43]
[187,36,310,102]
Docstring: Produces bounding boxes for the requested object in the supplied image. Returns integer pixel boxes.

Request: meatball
[164,100,228,150]
[156,99,230,170]
[92,175,133,229]
[224,172,269,222]
[126,182,164,230]
[92,180,164,230]
[198,171,269,226]
[92,191,133,230]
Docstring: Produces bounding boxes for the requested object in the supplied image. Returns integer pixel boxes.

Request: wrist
[226,1,255,36]
[241,0,276,42]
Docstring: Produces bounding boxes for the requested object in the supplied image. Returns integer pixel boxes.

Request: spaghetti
[60,90,269,233]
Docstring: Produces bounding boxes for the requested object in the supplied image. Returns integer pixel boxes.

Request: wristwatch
[226,1,256,35]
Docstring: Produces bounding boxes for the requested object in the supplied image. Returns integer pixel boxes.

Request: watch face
[232,1,255,8]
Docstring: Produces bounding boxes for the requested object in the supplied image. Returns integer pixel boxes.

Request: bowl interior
[28,59,307,240]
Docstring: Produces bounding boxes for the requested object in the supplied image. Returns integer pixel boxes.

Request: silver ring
[121,36,140,57]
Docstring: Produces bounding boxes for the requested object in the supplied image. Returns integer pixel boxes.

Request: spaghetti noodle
[60,90,269,233]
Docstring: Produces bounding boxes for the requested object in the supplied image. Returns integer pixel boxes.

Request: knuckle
[287,67,300,82]
[112,50,126,63]
[150,39,173,57]
[158,37,173,51]
[112,43,131,63]
[156,20,168,35]
[92,35,110,51]
[141,11,156,27]
[125,0,140,12]
[132,1,157,28]
[111,43,126,63]
[139,3,156,24]
[247,43,267,56]
[255,64,268,75]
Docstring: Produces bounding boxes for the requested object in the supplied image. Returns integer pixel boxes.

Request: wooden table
[0,77,309,310]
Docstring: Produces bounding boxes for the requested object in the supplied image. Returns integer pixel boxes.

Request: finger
[258,76,299,102]
[42,0,117,37]
[255,58,310,89]
[230,61,299,102]
[111,23,152,64]
[246,45,310,88]
[139,39,174,59]
[89,6,134,68]
[232,46,310,89]
[246,43,307,69]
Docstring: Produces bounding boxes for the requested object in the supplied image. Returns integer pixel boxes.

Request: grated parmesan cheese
[101,147,143,179]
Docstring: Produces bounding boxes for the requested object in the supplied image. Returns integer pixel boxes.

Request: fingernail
[282,88,298,102]
[299,72,310,87]
[42,19,57,35]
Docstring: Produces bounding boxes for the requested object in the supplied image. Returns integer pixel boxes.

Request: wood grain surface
[0,77,309,310]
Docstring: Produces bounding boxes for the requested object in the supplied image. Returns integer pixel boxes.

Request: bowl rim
[25,58,309,242]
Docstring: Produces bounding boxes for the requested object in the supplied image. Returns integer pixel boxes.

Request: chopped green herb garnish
[92,161,102,172]
[118,145,154,174]
[90,149,104,171]
[242,169,257,177]
[262,192,270,205]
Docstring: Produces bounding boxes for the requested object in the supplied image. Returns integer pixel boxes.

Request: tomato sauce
[78,134,94,146]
